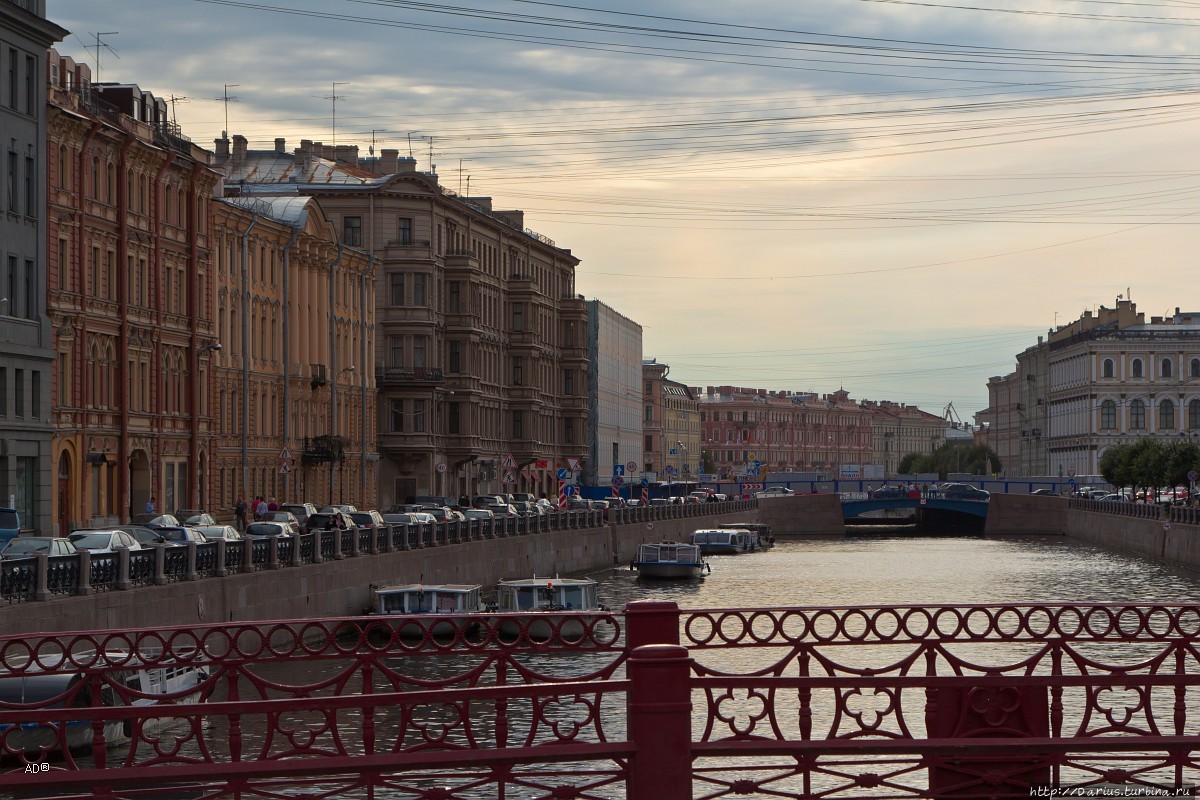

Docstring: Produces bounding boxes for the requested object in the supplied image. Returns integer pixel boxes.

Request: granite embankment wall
[0,509,761,637]
[1066,507,1200,571]
[983,494,1068,535]
[756,494,846,535]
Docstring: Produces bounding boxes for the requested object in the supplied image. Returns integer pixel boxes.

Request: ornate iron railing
[2,602,1199,798]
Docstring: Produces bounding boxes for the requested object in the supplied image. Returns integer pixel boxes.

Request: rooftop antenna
[214,84,240,138]
[428,136,434,172]
[87,32,120,82]
[369,129,384,156]
[166,94,189,124]
[407,132,416,159]
[458,158,471,196]
[320,82,350,146]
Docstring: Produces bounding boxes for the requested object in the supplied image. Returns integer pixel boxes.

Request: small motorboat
[493,576,608,641]
[0,650,208,753]
[631,541,710,579]
[690,528,757,555]
[368,583,485,639]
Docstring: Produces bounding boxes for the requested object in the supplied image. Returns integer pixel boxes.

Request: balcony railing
[375,366,445,386]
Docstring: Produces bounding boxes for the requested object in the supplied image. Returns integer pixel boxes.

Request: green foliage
[1098,439,1200,493]
[900,443,1002,480]
[700,450,716,474]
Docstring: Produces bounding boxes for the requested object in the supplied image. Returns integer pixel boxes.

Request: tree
[897,453,921,474]
[700,450,716,474]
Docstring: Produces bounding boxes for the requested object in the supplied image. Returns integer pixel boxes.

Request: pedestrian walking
[146,496,156,515]
[267,497,279,513]
[234,496,248,532]
[255,496,268,520]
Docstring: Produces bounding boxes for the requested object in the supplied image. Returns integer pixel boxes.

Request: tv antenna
[86,32,120,82]
[319,82,350,146]
[166,95,189,124]
[212,84,240,137]
[368,129,384,156]
[457,159,472,196]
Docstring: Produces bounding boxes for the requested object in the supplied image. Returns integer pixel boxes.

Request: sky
[48,0,1200,418]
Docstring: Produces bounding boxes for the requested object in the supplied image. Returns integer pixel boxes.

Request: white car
[193,525,242,542]
[755,487,796,499]
[68,530,145,553]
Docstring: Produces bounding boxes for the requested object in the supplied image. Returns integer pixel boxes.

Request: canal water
[14,534,1200,798]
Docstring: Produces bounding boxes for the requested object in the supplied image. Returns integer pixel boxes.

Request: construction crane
[943,402,963,429]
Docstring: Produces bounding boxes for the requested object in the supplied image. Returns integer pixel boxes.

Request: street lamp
[329,364,355,503]
[677,440,687,496]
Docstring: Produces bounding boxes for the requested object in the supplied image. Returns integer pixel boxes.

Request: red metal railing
[2,602,1199,798]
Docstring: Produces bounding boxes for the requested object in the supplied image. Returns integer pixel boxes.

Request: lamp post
[677,441,687,495]
[195,341,222,510]
[329,364,355,504]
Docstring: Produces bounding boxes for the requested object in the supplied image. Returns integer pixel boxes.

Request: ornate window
[1162,358,1173,378]
[1100,400,1117,430]
[1190,399,1200,430]
[1132,359,1143,378]
[1159,399,1174,430]
[1102,359,1114,378]
[1191,358,1200,378]
[1130,399,1146,430]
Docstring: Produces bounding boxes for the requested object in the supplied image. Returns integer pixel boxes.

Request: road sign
[626,461,638,473]
[741,483,763,491]
[612,464,625,477]
[641,477,649,487]
[645,522,654,530]
[1189,470,1198,482]
[557,468,568,481]
[561,484,576,497]
[436,463,447,473]
[612,476,624,488]
[279,447,292,461]
[566,458,581,471]
[502,470,516,484]
[668,448,677,456]
[278,462,292,475]
[536,459,548,469]
[501,453,516,469]
[1068,465,1076,477]
[664,465,675,475]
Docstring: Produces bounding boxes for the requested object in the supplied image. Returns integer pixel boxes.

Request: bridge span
[2,600,1198,798]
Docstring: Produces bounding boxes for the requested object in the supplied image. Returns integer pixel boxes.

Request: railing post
[627,643,692,800]
[333,527,344,560]
[34,552,50,601]
[77,550,92,595]
[154,544,168,585]
[214,539,227,577]
[117,547,133,590]
[186,541,199,580]
[624,599,682,648]
[268,536,280,570]
[312,531,324,563]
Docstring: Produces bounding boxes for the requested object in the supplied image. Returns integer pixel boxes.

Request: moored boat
[632,541,710,579]
[690,528,757,555]
[0,650,208,753]
[718,522,774,549]
[493,576,608,641]
[368,583,485,639]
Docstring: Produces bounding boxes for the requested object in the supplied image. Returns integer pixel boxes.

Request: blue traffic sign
[556,467,568,481]
[641,477,649,486]
[613,476,625,488]
[561,484,577,497]
[613,464,625,477]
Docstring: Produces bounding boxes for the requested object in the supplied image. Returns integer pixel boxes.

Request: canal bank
[1065,499,1200,571]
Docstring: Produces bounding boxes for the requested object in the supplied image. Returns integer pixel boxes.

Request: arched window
[1191,358,1200,378]
[1132,359,1143,378]
[1102,359,1114,378]
[57,144,68,189]
[1159,399,1175,430]
[1190,400,1200,430]
[1130,399,1146,429]
[91,157,99,199]
[106,162,115,204]
[1162,358,1173,378]
[1100,399,1117,430]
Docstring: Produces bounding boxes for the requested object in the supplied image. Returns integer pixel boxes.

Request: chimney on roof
[232,134,248,166]
[380,148,399,174]
[274,137,286,153]
[214,135,230,159]
[334,145,358,166]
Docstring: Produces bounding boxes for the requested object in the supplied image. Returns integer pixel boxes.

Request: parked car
[942,484,991,501]
[0,537,78,560]
[462,508,495,521]
[68,530,144,553]
[488,503,521,518]
[755,487,795,499]
[178,512,217,527]
[349,510,386,536]
[193,525,242,542]
[381,512,426,526]
[412,495,458,509]
[647,498,672,507]
[473,495,507,509]
[261,511,301,535]
[243,522,293,539]
[157,527,209,546]
[115,525,168,546]
[510,492,537,504]
[1098,493,1129,503]
[1030,489,1059,496]
[279,503,318,525]
[0,507,21,549]
[131,514,184,531]
[318,504,359,515]
[511,501,545,517]
[303,512,356,534]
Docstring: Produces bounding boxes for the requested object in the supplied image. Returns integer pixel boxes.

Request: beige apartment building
[209,196,376,512]
[642,359,700,481]
[214,137,588,506]
[985,340,1049,477]
[862,400,948,477]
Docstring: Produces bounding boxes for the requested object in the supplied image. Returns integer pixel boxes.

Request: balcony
[302,435,347,465]
[375,366,445,388]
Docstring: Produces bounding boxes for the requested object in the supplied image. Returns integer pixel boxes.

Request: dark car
[0,537,77,560]
[870,486,907,499]
[349,510,385,536]
[942,484,990,501]
[302,512,357,534]
[131,514,184,531]
[1030,488,1059,497]
[157,527,209,546]
[116,525,167,546]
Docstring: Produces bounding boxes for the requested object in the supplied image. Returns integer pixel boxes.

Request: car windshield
[350,514,372,525]
[2,539,47,555]
[69,533,112,549]
[160,530,190,541]
[0,510,18,529]
[246,524,282,536]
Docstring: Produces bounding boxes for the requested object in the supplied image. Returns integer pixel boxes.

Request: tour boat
[0,650,208,753]
[718,522,774,550]
[368,583,485,639]
[631,541,710,579]
[493,576,607,641]
[690,528,757,555]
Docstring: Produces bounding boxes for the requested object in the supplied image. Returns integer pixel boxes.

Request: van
[0,508,20,549]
